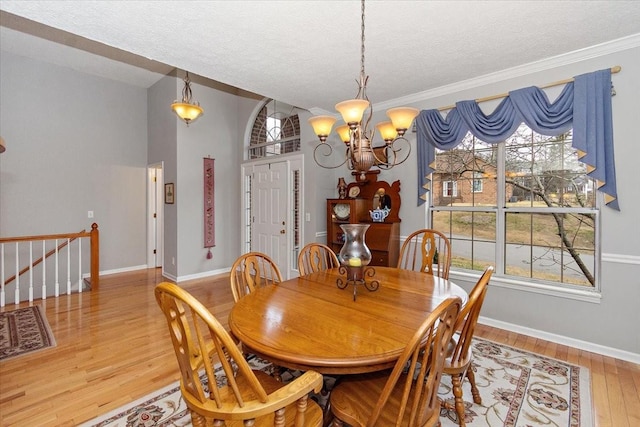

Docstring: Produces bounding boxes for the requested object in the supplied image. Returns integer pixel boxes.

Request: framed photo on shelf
[165,183,175,204]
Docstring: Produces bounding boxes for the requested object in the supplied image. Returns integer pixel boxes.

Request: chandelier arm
[313,143,350,170]
[372,137,412,169]
[182,72,193,103]
[369,144,391,167]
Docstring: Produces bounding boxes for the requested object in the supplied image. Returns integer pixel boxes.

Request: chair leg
[451,373,466,427]
[191,411,208,427]
[466,367,482,404]
[322,401,334,427]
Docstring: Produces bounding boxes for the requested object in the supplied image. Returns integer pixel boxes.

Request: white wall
[0,51,148,272]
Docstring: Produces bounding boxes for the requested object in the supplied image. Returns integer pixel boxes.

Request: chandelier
[308,0,418,179]
[171,71,204,126]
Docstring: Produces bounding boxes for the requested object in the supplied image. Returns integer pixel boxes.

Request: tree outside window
[431,124,598,289]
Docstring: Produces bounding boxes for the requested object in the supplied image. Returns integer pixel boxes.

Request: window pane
[434,137,496,207]
[505,126,595,208]
[434,210,495,273]
[505,212,595,286]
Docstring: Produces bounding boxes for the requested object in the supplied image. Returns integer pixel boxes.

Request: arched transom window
[248,99,300,159]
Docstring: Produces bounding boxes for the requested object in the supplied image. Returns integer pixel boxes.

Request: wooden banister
[0,223,100,291]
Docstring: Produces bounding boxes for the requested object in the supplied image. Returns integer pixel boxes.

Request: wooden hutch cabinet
[326,172,401,267]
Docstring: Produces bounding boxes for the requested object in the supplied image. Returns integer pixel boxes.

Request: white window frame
[430,128,601,302]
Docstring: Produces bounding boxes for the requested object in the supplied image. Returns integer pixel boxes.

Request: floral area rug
[0,305,56,361]
[80,338,592,427]
[438,338,592,426]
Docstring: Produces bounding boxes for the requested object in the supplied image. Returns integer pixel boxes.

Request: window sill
[449,270,602,304]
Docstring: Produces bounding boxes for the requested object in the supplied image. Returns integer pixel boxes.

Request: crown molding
[374,33,640,112]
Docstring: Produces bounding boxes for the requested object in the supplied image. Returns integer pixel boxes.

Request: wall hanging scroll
[204,157,215,259]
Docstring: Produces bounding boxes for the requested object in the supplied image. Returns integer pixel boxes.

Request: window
[443,181,457,197]
[248,99,301,159]
[243,174,252,253]
[432,124,598,289]
[472,172,483,193]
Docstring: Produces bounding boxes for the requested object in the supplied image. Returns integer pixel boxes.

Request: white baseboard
[98,265,230,283]
[479,315,640,365]
[99,264,148,276]
[176,267,231,282]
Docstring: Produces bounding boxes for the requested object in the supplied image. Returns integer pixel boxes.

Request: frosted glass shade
[336,99,370,125]
[375,121,398,142]
[172,102,204,124]
[336,124,351,144]
[387,107,419,131]
[308,115,337,139]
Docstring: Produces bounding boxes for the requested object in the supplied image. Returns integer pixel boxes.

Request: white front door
[253,161,289,275]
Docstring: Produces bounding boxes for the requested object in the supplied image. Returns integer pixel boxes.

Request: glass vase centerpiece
[337,224,379,300]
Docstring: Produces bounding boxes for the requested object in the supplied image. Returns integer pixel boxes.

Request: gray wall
[147,74,178,276]
[1,41,638,359]
[0,51,148,272]
[314,44,640,357]
[459,47,639,356]
[147,76,260,279]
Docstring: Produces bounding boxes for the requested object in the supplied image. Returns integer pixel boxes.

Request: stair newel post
[90,223,99,290]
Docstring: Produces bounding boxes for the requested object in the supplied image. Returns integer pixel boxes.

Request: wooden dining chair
[230,252,283,302]
[441,266,494,427]
[155,282,324,427]
[298,243,340,275]
[329,296,462,427]
[397,228,452,279]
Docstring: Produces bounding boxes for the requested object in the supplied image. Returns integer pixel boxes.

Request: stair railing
[0,223,99,307]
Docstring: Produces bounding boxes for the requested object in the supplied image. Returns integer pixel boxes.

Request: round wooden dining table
[228,266,467,375]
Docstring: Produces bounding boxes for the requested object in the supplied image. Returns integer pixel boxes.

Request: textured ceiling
[1,1,640,114]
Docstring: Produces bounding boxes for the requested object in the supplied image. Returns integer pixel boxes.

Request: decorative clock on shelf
[348,186,361,198]
[333,203,351,220]
[327,198,366,256]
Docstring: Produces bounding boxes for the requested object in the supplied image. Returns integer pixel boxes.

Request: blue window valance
[416,69,618,210]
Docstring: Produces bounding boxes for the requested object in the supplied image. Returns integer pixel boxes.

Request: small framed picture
[165,183,175,204]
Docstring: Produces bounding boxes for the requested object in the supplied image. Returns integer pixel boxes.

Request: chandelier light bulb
[375,121,398,143]
[308,115,337,142]
[336,124,352,144]
[335,99,370,127]
[386,107,419,135]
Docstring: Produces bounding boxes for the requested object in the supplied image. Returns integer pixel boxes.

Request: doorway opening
[147,163,164,270]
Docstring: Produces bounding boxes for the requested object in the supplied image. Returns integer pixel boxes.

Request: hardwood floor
[1,268,638,426]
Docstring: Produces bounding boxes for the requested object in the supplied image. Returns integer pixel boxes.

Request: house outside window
[431,124,598,290]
